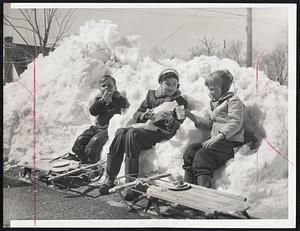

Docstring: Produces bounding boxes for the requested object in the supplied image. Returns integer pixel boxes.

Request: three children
[74,68,245,199]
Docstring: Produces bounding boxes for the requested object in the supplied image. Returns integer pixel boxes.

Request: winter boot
[195,174,212,188]
[99,175,115,195]
[184,170,195,184]
[125,157,139,183]
[124,157,142,201]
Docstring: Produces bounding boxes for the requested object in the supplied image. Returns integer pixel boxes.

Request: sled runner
[19,153,106,191]
[108,173,252,219]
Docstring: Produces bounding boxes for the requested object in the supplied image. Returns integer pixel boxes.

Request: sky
[4,4,289,58]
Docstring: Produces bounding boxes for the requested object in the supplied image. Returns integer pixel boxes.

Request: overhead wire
[196,8,247,17]
[252,17,288,34]
[196,8,287,34]
[79,8,242,19]
[81,8,287,34]
[213,23,245,42]
[153,9,200,49]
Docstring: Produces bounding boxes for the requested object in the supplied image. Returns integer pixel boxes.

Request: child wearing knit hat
[99,68,189,199]
[183,69,245,188]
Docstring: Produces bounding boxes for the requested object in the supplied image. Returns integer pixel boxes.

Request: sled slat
[183,188,245,210]
[190,184,247,202]
[179,185,247,209]
[147,185,248,215]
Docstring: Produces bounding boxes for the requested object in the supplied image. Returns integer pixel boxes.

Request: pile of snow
[4,20,289,218]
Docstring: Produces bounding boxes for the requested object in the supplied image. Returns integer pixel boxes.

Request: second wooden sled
[108,173,252,219]
[19,154,106,192]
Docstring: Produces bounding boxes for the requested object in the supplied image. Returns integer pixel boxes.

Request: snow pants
[106,127,166,180]
[72,125,109,164]
[183,140,243,179]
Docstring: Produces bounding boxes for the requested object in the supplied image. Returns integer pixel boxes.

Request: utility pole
[246,8,252,67]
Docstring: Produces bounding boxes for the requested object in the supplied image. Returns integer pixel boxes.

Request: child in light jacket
[183,69,245,188]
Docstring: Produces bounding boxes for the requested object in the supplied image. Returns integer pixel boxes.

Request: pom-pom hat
[158,68,179,83]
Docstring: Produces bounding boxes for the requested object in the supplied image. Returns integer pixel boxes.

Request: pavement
[3,168,155,227]
[3,165,226,227]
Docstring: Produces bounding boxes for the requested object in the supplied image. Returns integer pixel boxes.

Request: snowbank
[4,20,289,218]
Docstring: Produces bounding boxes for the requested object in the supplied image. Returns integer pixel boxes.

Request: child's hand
[184,109,193,119]
[161,111,174,121]
[202,133,224,148]
[100,90,113,104]
[141,109,155,121]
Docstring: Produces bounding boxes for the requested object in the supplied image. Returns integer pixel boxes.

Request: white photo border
[8,2,297,228]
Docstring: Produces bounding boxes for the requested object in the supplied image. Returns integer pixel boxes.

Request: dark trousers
[106,127,166,179]
[183,140,242,177]
[72,125,108,163]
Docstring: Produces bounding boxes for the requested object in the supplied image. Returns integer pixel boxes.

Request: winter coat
[89,90,129,127]
[194,92,245,143]
[133,89,189,139]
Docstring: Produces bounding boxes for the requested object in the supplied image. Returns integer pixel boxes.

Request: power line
[197,8,287,34]
[214,23,245,41]
[153,10,200,49]
[253,18,288,34]
[79,8,241,19]
[197,8,247,17]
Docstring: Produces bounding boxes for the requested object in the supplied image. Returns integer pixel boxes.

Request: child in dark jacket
[72,75,129,164]
[183,70,245,188]
[99,68,189,199]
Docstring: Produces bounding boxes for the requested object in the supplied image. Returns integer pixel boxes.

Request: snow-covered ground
[4,20,290,218]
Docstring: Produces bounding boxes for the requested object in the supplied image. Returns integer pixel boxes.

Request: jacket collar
[218,91,234,103]
[155,87,182,100]
[210,91,234,110]
[112,90,121,99]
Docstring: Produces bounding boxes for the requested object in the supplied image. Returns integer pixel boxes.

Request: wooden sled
[19,153,106,190]
[109,173,252,219]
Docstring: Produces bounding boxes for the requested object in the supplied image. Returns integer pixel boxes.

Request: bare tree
[188,35,288,86]
[225,40,244,66]
[4,9,75,56]
[189,35,221,58]
[148,47,176,61]
[260,43,288,85]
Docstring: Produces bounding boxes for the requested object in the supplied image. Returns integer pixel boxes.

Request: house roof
[5,42,52,76]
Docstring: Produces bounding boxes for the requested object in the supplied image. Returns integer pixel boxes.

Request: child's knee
[124,128,140,142]
[76,135,86,143]
[115,128,127,137]
[72,136,86,152]
[183,143,201,162]
[192,150,208,168]
[183,151,193,164]
[126,128,139,136]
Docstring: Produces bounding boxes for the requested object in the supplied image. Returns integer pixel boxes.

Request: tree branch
[4,22,34,33]
[33,9,42,43]
[3,17,30,47]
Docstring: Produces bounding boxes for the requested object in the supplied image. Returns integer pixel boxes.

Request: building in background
[3,36,53,85]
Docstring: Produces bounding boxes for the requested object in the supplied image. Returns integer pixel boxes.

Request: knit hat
[158,68,179,83]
